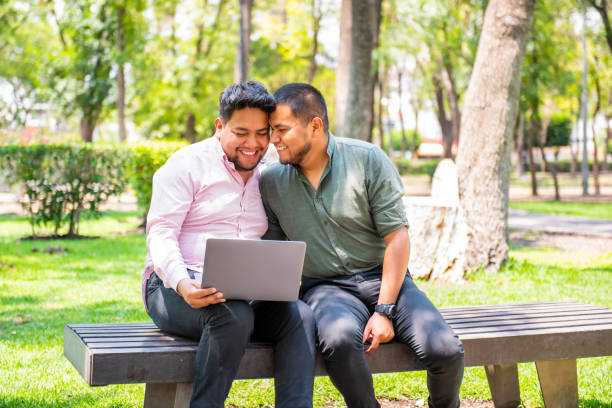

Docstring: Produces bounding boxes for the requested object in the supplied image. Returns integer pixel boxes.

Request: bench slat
[451,319,612,334]
[444,309,612,323]
[448,314,612,329]
[439,305,607,318]
[438,301,589,313]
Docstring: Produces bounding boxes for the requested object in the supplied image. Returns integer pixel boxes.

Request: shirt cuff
[165,262,191,292]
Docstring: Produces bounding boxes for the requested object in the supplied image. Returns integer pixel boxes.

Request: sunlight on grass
[0,211,610,407]
[509,200,612,219]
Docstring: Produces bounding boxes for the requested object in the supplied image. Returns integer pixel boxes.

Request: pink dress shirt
[142,136,268,301]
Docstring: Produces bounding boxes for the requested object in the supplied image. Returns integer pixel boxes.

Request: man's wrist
[375,303,397,319]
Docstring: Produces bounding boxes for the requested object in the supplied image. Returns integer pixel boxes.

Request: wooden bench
[64,301,612,408]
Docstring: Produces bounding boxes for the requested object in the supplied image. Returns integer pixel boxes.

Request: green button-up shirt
[260,135,408,279]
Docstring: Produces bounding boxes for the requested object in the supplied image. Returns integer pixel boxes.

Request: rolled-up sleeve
[366,147,409,237]
[146,156,194,291]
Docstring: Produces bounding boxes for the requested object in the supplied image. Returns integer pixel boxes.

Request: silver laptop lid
[202,238,306,301]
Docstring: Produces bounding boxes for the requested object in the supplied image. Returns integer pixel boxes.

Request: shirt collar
[326,132,336,159]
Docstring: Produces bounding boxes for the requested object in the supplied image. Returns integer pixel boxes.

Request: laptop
[202,238,307,301]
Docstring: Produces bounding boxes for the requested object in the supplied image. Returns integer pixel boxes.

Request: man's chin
[234,157,262,172]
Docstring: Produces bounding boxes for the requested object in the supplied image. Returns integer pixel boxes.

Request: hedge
[0,144,126,236]
[124,141,188,225]
[0,141,188,236]
[395,158,441,179]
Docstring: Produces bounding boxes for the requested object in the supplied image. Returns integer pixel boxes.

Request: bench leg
[535,359,578,408]
[144,382,193,408]
[485,364,521,408]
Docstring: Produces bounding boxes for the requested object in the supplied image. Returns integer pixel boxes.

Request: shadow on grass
[0,294,41,306]
[2,299,149,346]
[580,399,612,408]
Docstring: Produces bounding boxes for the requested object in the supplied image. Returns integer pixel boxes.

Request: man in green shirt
[260,83,464,408]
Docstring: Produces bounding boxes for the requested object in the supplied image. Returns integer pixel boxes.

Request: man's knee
[317,318,363,360]
[424,334,464,374]
[205,300,254,339]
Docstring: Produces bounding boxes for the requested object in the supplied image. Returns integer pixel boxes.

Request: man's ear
[214,118,224,134]
[310,117,324,138]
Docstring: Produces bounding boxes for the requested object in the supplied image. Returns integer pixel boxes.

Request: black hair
[273,83,329,134]
[218,80,276,123]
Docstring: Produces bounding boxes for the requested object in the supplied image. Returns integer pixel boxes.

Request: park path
[508,208,612,237]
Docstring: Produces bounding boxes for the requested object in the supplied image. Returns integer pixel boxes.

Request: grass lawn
[509,200,612,219]
[509,172,612,189]
[0,211,610,407]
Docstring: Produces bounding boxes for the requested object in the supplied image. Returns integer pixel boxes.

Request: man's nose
[244,133,258,147]
[270,131,280,144]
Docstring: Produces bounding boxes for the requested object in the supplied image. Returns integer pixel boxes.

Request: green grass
[509,200,612,219]
[0,211,610,407]
[509,172,612,189]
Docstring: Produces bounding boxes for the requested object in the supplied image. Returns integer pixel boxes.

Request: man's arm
[147,156,225,308]
[363,226,410,354]
[260,173,288,241]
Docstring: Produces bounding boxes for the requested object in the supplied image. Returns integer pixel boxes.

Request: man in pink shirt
[143,81,316,408]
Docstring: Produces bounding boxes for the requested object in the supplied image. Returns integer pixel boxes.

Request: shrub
[390,129,422,153]
[545,116,571,147]
[0,144,126,236]
[124,140,188,225]
[395,158,441,179]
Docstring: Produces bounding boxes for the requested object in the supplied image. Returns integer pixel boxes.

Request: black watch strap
[375,303,397,319]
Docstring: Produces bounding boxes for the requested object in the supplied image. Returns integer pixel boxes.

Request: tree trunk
[183,113,197,144]
[591,66,602,194]
[515,111,525,176]
[604,114,611,172]
[588,0,612,53]
[335,0,351,135]
[397,71,407,156]
[377,71,385,150]
[433,70,454,158]
[307,0,321,83]
[80,118,96,142]
[592,121,601,195]
[538,117,560,201]
[569,140,578,176]
[527,114,538,196]
[234,0,253,83]
[117,7,127,142]
[409,93,420,157]
[341,0,381,141]
[442,63,461,152]
[456,0,536,274]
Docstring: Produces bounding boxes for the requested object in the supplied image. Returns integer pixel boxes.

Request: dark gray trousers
[146,272,317,408]
[301,267,464,408]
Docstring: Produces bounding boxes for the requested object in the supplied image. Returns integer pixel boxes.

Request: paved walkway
[508,208,612,237]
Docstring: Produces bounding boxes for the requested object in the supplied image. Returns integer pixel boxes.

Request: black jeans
[301,267,464,408]
[146,272,317,408]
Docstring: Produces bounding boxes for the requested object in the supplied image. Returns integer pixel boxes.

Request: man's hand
[362,312,395,354]
[177,279,226,309]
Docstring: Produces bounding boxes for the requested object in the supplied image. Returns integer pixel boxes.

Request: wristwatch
[375,303,397,320]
